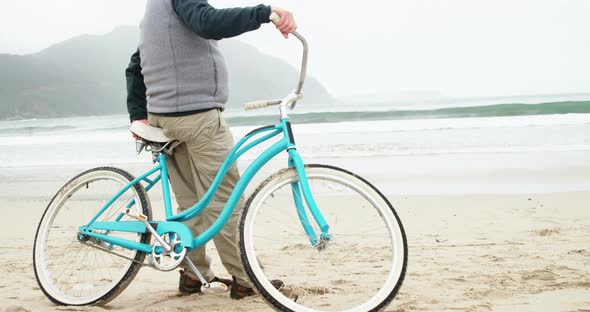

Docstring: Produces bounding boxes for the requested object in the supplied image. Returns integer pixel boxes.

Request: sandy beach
[1,114,590,311]
[1,175,588,311]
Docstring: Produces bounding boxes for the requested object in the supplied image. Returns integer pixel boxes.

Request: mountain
[0,26,334,119]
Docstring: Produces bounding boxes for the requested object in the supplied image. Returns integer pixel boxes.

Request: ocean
[1,97,589,196]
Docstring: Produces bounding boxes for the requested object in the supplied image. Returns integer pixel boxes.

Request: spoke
[102,193,137,222]
[257,209,312,235]
[54,243,86,284]
[37,170,149,304]
[91,249,100,295]
[244,170,404,311]
[67,244,93,292]
[97,248,114,284]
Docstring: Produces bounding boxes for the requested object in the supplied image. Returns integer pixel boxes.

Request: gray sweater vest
[139,0,228,114]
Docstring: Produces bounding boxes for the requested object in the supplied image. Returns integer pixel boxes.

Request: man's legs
[148,110,251,287]
[166,142,218,281]
[148,114,216,282]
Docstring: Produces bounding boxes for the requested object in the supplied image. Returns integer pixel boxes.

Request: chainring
[149,233,187,271]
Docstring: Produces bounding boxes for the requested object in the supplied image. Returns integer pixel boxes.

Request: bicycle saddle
[130,122,172,143]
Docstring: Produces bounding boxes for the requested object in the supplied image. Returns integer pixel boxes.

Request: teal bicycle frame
[78,118,330,255]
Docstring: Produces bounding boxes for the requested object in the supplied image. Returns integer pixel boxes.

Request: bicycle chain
[81,241,170,272]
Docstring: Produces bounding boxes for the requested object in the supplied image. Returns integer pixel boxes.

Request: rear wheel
[33,167,151,306]
[239,165,407,312]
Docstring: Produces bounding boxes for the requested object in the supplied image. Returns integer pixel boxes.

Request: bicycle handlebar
[269,12,308,96]
[244,12,308,114]
[244,100,282,111]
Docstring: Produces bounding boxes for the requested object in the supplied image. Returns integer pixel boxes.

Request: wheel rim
[242,168,406,312]
[34,172,146,305]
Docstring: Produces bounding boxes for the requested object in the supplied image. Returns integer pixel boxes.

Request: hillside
[0,26,333,119]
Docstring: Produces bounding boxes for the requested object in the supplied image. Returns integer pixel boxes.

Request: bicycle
[33,13,408,312]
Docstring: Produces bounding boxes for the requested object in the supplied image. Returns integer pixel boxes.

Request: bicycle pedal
[124,209,148,221]
[147,254,155,266]
[201,282,229,294]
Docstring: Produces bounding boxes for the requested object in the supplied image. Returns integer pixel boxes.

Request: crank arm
[124,209,172,253]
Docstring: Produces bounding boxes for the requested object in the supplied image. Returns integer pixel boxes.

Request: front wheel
[239,165,407,312]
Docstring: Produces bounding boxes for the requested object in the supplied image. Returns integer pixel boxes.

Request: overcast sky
[1,0,589,98]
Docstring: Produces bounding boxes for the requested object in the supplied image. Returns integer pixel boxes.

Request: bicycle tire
[239,164,407,312]
[33,167,152,306]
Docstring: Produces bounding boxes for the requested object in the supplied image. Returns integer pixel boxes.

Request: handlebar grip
[245,100,270,111]
[270,12,281,23]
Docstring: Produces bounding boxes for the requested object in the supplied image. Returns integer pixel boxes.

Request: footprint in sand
[332,279,354,285]
[532,228,560,237]
[521,269,558,281]
[3,306,31,312]
[481,289,511,299]
[280,243,308,251]
[573,281,590,288]
[481,255,504,262]
[568,249,590,256]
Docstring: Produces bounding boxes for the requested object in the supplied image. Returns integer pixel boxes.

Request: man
[125,0,296,299]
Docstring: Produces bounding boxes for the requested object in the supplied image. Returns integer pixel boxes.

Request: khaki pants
[148,109,250,286]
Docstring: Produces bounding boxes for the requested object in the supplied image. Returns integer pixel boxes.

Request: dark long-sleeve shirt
[126,0,271,121]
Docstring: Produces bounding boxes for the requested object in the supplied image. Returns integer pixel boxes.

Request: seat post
[151,145,163,163]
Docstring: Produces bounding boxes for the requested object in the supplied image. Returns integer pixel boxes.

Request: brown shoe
[178,270,232,295]
[230,276,284,300]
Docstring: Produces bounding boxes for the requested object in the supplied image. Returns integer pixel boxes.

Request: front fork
[287,149,331,248]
